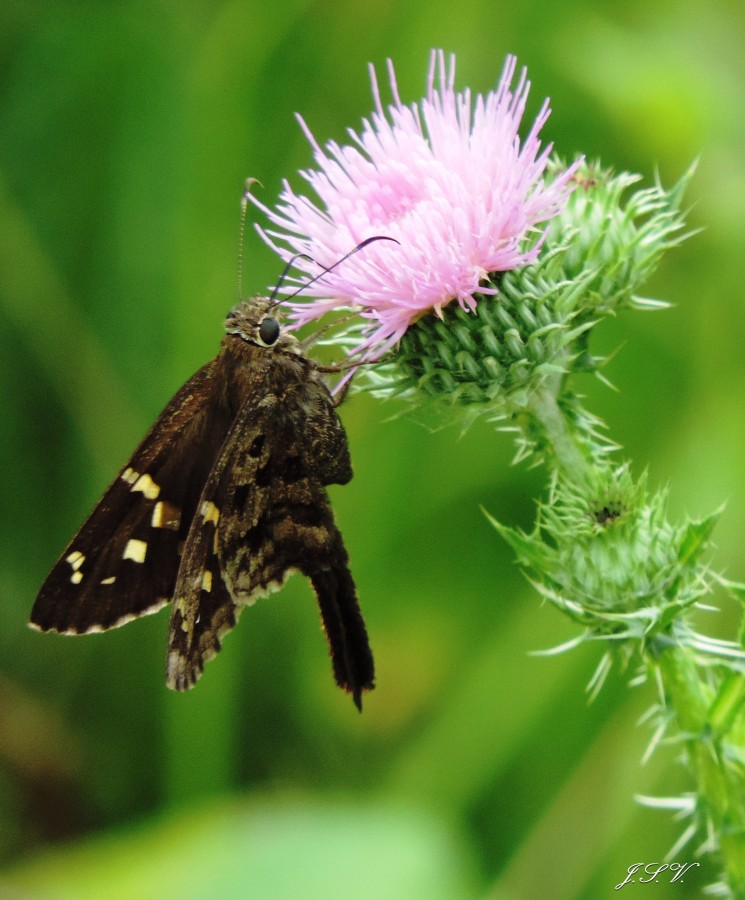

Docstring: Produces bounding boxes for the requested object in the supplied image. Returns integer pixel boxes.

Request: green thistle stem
[710,672,745,738]
[528,381,591,485]
[655,647,745,895]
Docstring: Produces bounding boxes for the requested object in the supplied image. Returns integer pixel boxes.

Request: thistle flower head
[253,51,578,358]
[356,161,694,430]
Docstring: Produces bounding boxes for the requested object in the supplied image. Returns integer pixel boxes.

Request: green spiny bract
[489,464,721,644]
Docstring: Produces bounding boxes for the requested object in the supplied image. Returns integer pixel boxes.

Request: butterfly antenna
[268,253,315,308]
[268,235,399,311]
[238,179,263,299]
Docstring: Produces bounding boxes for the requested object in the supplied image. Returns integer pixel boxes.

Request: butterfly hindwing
[166,358,374,706]
[259,378,373,708]
[164,385,272,692]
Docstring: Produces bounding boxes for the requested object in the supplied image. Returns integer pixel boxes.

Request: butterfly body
[31,298,374,709]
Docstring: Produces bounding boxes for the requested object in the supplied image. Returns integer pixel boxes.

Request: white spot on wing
[66,551,85,570]
[70,571,83,584]
[201,570,213,593]
[176,606,190,632]
[121,467,139,485]
[100,576,116,585]
[199,500,220,525]
[152,501,181,530]
[131,473,160,500]
[123,538,148,563]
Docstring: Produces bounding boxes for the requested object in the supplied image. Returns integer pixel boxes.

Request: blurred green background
[2,1,745,898]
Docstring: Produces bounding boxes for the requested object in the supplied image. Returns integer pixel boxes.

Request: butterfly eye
[258,317,280,346]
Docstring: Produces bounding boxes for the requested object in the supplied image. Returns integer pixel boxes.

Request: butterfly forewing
[31,297,375,709]
[31,361,234,634]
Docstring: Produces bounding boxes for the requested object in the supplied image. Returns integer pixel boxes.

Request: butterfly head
[224,298,301,354]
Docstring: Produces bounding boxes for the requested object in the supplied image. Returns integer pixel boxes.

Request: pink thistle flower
[253,51,579,358]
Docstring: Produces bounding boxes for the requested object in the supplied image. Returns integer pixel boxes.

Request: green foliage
[3,797,477,900]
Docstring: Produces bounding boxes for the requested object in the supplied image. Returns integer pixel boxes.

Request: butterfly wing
[165,368,375,707]
[30,359,233,634]
[165,385,282,692]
